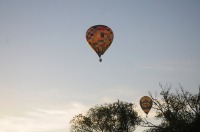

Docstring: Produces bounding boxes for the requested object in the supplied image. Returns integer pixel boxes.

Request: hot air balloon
[86,25,114,62]
[140,96,153,117]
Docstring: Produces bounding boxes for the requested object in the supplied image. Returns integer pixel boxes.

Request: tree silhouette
[70,100,141,132]
[142,84,200,132]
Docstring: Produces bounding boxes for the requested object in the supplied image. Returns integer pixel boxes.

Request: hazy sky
[0,0,200,132]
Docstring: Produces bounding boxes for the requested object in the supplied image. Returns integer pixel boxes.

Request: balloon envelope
[86,25,114,61]
[140,96,153,115]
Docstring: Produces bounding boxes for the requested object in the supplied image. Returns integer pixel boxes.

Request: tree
[142,84,200,132]
[70,100,141,132]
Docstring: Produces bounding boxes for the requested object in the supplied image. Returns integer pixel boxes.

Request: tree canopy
[70,100,141,132]
[142,84,200,132]
[70,85,200,132]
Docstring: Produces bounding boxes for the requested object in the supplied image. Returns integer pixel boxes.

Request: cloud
[138,59,200,72]
[0,102,89,132]
[140,65,174,71]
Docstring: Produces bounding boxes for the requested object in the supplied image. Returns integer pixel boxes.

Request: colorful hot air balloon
[86,25,114,62]
[140,96,153,117]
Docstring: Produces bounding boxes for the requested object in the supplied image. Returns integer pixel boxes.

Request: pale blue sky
[0,0,200,132]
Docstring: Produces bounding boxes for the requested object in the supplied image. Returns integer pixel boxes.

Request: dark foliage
[70,100,141,132]
[142,84,200,132]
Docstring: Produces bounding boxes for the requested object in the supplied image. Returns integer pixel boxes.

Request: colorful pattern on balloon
[86,25,114,57]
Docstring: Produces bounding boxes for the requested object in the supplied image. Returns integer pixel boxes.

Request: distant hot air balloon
[86,25,114,62]
[140,96,153,117]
